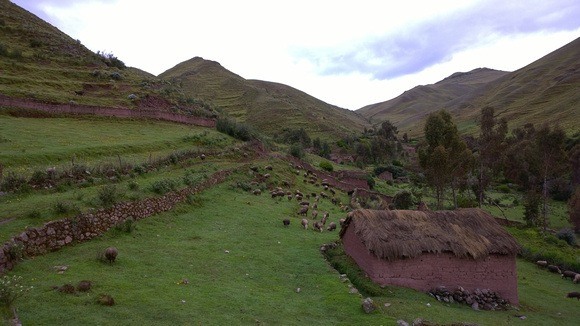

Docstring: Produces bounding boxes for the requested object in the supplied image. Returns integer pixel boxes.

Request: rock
[397,320,409,326]
[471,302,479,311]
[412,318,425,326]
[349,287,359,294]
[295,287,301,293]
[77,280,92,292]
[361,297,376,313]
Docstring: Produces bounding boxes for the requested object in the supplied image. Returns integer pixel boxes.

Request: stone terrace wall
[0,94,216,127]
[0,169,233,274]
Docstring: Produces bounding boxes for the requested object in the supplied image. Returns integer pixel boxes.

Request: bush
[0,173,27,192]
[53,200,79,215]
[556,228,577,246]
[319,161,333,172]
[183,171,206,187]
[150,179,179,194]
[216,117,255,141]
[27,210,42,219]
[289,143,304,159]
[392,190,414,209]
[114,218,136,234]
[457,194,478,208]
[496,184,511,194]
[366,175,375,190]
[0,275,32,309]
[98,184,119,206]
[110,72,122,80]
[127,181,139,190]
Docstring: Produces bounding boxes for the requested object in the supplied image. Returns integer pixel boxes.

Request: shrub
[53,200,79,215]
[0,275,32,309]
[392,190,414,209]
[27,210,42,219]
[216,117,255,141]
[0,173,27,192]
[457,194,478,208]
[496,184,511,194]
[127,181,139,190]
[110,72,122,80]
[5,242,23,261]
[114,218,136,233]
[556,228,577,246]
[366,175,375,190]
[289,143,304,159]
[183,171,206,187]
[150,179,179,194]
[319,161,334,172]
[98,184,119,206]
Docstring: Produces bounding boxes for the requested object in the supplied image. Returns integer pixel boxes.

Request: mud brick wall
[0,169,233,274]
[0,94,216,127]
[342,225,519,304]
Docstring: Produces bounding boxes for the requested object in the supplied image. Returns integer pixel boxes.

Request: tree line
[418,108,579,230]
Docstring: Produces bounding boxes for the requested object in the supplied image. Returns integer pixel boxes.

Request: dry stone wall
[0,169,233,274]
[0,94,216,127]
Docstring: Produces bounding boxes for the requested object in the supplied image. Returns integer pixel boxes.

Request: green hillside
[0,0,212,115]
[159,57,371,140]
[358,37,580,137]
[358,68,508,136]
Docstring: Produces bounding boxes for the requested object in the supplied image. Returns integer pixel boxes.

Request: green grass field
[1,116,579,325]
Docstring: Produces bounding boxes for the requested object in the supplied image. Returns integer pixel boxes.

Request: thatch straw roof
[340,208,520,260]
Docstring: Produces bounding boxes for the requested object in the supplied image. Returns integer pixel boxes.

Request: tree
[504,123,568,230]
[418,110,472,209]
[569,187,580,233]
[535,124,567,231]
[475,107,507,207]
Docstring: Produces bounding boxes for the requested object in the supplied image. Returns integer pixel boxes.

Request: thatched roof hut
[340,208,520,261]
[340,208,521,304]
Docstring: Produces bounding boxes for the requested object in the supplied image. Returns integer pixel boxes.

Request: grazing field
[5,181,580,325]
[1,116,579,325]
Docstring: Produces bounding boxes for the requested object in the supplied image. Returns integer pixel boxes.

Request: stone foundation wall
[0,94,216,127]
[0,169,233,274]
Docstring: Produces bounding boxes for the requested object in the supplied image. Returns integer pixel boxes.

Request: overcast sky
[12,0,580,110]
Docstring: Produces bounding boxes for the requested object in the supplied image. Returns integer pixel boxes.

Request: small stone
[361,297,376,313]
[295,287,301,293]
[471,302,479,311]
[426,303,431,307]
[349,287,359,294]
[397,320,409,326]
[384,303,391,308]
[224,250,230,253]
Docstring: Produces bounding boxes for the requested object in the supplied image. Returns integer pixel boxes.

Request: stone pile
[428,286,511,311]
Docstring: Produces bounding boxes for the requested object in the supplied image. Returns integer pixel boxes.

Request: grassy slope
[357,37,580,138]
[358,68,508,136]
[0,114,231,171]
[159,57,371,140]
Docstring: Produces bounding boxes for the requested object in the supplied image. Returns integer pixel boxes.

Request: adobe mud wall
[0,169,233,274]
[0,94,216,127]
[342,225,519,304]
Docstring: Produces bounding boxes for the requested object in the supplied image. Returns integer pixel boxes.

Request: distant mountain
[358,37,580,137]
[358,68,508,136]
[159,57,370,139]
